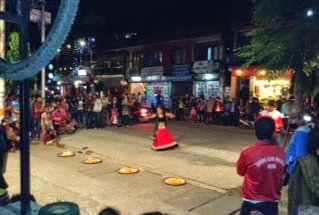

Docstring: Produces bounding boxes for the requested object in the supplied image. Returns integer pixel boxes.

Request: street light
[79,40,86,47]
[306,9,314,17]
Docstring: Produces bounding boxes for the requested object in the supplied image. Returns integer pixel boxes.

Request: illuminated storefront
[192,60,220,98]
[230,66,292,102]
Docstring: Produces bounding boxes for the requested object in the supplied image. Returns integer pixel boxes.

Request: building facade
[94,33,226,107]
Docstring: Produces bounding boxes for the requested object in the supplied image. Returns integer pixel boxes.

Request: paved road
[4,121,288,215]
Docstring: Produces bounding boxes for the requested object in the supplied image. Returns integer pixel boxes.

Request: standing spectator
[110,97,120,127]
[41,106,54,139]
[224,97,233,125]
[251,98,261,122]
[177,98,184,120]
[52,107,63,135]
[237,117,286,215]
[137,92,143,105]
[288,124,319,215]
[33,96,43,140]
[100,94,110,127]
[197,98,206,123]
[77,97,84,125]
[69,97,78,121]
[121,94,131,126]
[281,98,293,116]
[258,100,284,142]
[183,94,190,121]
[205,97,215,124]
[230,98,239,126]
[92,94,102,128]
[0,118,10,190]
[189,106,197,123]
[85,93,94,128]
[214,97,224,125]
[11,96,20,122]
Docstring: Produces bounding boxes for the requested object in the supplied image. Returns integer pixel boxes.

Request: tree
[236,0,319,113]
[6,32,36,90]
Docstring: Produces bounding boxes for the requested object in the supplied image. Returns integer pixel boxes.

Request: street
[4,121,288,215]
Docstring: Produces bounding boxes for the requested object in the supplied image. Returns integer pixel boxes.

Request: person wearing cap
[237,117,286,215]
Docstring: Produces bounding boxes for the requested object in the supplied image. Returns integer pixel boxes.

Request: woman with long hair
[145,106,178,151]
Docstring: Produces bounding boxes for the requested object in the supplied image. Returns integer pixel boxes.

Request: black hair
[141,212,168,215]
[307,126,319,160]
[98,207,120,215]
[254,117,275,140]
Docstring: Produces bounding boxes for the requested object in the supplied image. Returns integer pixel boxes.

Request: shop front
[230,66,292,103]
[129,66,172,107]
[93,67,127,96]
[192,60,220,98]
[167,64,193,96]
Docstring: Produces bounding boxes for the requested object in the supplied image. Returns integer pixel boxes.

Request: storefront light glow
[48,73,54,79]
[77,69,87,76]
[131,76,142,82]
[74,80,83,87]
[204,74,215,80]
[307,9,314,17]
[236,69,242,76]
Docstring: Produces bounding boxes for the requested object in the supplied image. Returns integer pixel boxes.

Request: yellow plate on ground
[164,177,186,186]
[57,151,75,157]
[83,157,102,164]
[118,167,139,174]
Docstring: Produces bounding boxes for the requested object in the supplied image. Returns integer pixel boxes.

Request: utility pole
[0,0,6,120]
[41,0,46,105]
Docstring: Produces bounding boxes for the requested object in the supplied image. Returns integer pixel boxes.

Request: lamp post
[41,0,46,106]
[0,0,6,119]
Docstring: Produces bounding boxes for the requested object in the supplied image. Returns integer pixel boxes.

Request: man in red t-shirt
[237,117,286,215]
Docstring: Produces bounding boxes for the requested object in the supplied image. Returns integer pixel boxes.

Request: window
[197,46,215,61]
[207,47,213,60]
[147,51,163,67]
[132,53,144,67]
[172,49,186,65]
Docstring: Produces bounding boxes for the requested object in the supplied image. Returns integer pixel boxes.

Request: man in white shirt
[92,94,102,128]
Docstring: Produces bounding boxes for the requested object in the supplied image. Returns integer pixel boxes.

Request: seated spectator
[65,119,77,134]
[43,129,64,148]
[4,120,20,152]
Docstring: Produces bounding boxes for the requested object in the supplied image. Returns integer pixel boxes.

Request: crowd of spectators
[4,89,318,153]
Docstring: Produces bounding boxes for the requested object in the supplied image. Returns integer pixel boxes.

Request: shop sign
[141,66,163,81]
[95,74,124,79]
[194,73,219,81]
[162,76,192,82]
[141,66,164,75]
[172,64,191,75]
[193,60,219,73]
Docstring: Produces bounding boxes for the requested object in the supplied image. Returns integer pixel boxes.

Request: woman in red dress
[146,106,178,151]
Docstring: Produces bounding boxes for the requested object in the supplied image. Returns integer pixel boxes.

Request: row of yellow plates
[57,151,186,186]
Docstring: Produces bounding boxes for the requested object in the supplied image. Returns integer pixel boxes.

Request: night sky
[56,0,252,50]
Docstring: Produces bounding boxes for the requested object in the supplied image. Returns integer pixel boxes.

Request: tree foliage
[236,0,319,110]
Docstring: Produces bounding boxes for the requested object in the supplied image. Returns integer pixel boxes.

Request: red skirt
[152,128,178,150]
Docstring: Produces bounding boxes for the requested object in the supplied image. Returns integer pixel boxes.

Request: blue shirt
[286,125,311,174]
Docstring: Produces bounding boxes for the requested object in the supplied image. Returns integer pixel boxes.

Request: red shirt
[237,141,286,202]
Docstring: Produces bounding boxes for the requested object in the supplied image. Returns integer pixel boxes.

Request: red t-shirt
[237,141,286,202]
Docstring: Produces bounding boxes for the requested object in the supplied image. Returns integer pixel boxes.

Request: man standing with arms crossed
[237,117,286,215]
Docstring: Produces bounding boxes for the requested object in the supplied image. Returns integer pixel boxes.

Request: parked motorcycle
[238,112,254,129]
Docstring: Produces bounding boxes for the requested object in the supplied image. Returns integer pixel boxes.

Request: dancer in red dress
[146,106,178,151]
